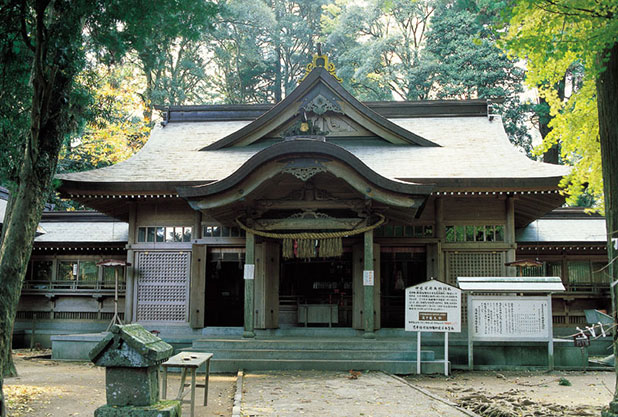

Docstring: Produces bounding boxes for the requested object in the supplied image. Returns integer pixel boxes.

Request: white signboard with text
[405,280,461,333]
[468,296,550,342]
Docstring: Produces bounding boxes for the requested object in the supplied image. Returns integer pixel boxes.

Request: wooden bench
[161,352,213,417]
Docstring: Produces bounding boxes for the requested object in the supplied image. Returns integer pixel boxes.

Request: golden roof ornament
[301,43,342,83]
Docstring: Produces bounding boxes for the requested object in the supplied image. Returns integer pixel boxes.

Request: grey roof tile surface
[35,221,128,242]
[57,116,569,184]
[516,218,607,243]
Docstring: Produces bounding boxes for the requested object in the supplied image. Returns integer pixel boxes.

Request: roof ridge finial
[300,44,342,83]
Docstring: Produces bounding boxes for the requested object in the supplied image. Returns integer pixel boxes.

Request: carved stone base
[94,400,181,417]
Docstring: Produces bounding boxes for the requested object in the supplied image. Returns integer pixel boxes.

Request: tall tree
[423,2,532,152]
[0,2,90,414]
[323,0,435,101]
[95,0,217,120]
[208,0,277,103]
[207,0,325,104]
[0,1,216,414]
[501,1,617,414]
[269,0,327,101]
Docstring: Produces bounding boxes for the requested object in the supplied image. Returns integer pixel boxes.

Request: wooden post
[435,197,445,282]
[505,197,516,277]
[124,202,137,323]
[243,232,256,338]
[190,244,207,329]
[363,229,375,339]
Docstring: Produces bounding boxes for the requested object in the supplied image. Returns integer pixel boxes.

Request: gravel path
[241,370,474,417]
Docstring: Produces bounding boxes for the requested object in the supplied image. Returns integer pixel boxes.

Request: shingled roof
[57,115,568,190]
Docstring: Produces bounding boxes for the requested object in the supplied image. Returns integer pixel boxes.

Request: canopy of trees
[500,0,616,411]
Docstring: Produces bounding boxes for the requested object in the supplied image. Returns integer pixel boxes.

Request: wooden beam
[254,217,365,231]
[255,199,366,212]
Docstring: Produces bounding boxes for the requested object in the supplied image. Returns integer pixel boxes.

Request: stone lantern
[89,324,181,416]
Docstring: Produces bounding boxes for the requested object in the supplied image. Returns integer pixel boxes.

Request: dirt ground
[4,350,235,417]
[407,369,616,417]
[5,351,617,417]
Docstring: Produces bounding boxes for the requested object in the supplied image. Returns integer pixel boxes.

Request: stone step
[208,358,449,375]
[191,338,417,351]
[182,347,435,361]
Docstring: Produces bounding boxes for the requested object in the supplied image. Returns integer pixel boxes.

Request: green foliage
[0,4,32,187]
[423,2,532,151]
[323,0,436,101]
[92,0,218,119]
[323,0,532,151]
[206,0,326,104]
[501,0,618,210]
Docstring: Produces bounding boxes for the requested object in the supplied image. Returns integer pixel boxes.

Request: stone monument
[89,323,181,416]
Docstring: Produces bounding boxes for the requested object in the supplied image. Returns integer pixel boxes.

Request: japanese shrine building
[52,56,577,346]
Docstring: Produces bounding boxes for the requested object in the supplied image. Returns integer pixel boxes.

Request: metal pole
[547,293,554,371]
[445,332,449,376]
[468,293,474,370]
[417,331,421,374]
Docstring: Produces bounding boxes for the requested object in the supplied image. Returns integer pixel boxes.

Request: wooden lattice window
[446,251,506,323]
[135,251,190,322]
[446,251,506,286]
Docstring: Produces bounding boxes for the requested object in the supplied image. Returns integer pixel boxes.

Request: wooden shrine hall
[50,53,585,372]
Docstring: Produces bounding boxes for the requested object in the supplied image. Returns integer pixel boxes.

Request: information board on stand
[405,280,461,376]
[457,277,565,371]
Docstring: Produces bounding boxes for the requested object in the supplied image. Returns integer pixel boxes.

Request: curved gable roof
[203,67,439,150]
[178,139,434,210]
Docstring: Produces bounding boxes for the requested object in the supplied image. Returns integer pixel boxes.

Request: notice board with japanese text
[468,296,550,342]
[405,280,461,333]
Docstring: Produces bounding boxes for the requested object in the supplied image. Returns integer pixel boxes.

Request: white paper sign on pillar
[244,264,255,280]
[363,270,374,286]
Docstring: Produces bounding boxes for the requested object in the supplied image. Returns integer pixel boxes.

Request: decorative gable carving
[202,65,439,150]
[301,93,343,115]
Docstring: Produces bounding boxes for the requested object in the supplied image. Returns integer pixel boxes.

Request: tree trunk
[0,195,17,379]
[0,2,84,414]
[599,42,618,417]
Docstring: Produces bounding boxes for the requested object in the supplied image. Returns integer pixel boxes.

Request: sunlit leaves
[502,0,618,211]
[59,64,149,173]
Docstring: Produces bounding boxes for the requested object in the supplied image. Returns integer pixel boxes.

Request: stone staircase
[184,330,447,374]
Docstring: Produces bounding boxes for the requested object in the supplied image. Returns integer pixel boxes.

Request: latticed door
[446,251,506,322]
[135,251,191,322]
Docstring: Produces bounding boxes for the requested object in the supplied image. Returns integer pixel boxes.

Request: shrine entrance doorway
[204,248,245,327]
[279,251,354,327]
[380,247,427,328]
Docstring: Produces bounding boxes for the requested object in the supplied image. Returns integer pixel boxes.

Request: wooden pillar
[243,232,256,338]
[254,242,280,329]
[189,211,205,329]
[363,229,375,339]
[193,211,202,240]
[124,202,136,323]
[190,244,207,328]
[435,197,445,282]
[505,197,516,277]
